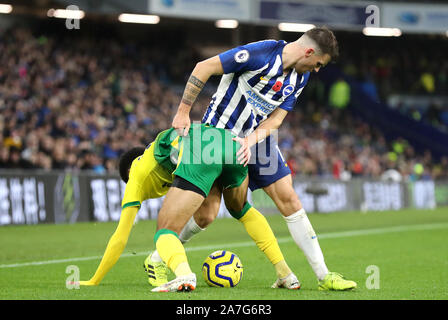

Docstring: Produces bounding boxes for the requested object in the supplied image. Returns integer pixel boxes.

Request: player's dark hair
[305,26,339,61]
[118,147,145,183]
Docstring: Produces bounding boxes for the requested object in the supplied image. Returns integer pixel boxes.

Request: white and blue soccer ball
[202,250,243,288]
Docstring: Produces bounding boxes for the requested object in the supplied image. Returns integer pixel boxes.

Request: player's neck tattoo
[181,75,205,106]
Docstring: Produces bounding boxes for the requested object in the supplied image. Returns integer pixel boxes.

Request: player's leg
[222,175,300,289]
[260,169,356,288]
[249,138,329,280]
[265,176,356,290]
[152,127,225,292]
[262,174,329,281]
[151,178,206,292]
[145,181,222,286]
[175,124,235,239]
[180,181,222,241]
[262,174,302,216]
[251,137,355,290]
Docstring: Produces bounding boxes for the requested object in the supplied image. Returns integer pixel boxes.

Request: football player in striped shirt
[168,27,356,291]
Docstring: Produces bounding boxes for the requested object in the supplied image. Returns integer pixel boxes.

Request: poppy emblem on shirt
[282,84,295,97]
[272,81,283,92]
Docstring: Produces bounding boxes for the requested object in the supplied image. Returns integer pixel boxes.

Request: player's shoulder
[244,39,284,51]
[236,39,285,66]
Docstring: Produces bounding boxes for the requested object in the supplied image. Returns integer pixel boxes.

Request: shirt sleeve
[83,206,139,285]
[279,72,310,111]
[219,40,278,74]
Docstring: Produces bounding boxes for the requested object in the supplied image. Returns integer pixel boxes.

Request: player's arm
[79,206,139,286]
[235,108,289,166]
[247,107,288,146]
[172,56,224,136]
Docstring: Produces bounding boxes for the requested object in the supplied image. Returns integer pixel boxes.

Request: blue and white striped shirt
[202,40,310,137]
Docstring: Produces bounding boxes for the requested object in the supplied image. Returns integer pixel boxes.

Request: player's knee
[194,214,215,229]
[279,189,298,204]
[194,200,220,229]
[193,207,217,228]
[224,197,245,214]
[274,189,302,213]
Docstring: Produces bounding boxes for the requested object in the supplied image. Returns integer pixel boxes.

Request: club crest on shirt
[234,50,249,63]
[282,84,295,97]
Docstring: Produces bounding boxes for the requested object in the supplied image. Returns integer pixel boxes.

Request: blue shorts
[248,135,291,191]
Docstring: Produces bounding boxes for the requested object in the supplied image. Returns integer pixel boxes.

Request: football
[202,250,243,288]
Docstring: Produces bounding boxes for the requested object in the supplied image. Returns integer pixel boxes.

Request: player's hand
[79,280,99,286]
[172,112,191,136]
[233,137,251,167]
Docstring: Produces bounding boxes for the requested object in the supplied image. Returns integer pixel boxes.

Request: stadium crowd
[1,27,448,181]
[338,33,448,132]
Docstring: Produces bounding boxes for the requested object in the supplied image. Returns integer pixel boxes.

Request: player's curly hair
[118,147,145,183]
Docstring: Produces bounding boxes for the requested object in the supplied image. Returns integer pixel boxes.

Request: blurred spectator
[381,169,403,182]
[6,146,35,169]
[328,78,351,110]
[0,147,9,167]
[420,72,435,94]
[336,30,448,132]
[360,75,379,102]
[440,106,448,127]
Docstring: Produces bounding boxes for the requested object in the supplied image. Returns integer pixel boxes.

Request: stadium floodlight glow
[0,4,12,14]
[118,13,160,24]
[278,23,315,33]
[363,27,402,37]
[215,19,239,29]
[47,8,85,19]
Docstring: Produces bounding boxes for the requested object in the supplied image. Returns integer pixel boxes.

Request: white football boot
[151,273,196,292]
[271,273,301,290]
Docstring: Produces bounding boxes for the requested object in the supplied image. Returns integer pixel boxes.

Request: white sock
[150,250,162,263]
[178,215,205,244]
[283,208,329,281]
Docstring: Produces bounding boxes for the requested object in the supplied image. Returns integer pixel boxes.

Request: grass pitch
[1,207,447,300]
